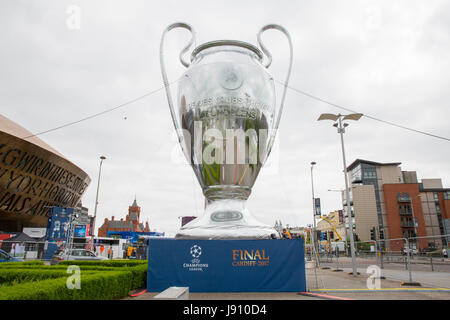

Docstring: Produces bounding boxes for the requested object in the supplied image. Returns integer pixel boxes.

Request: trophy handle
[257,24,293,160]
[160,22,196,157]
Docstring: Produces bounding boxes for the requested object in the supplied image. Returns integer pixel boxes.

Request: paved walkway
[320,256,450,272]
[126,268,450,300]
[308,266,450,300]
[318,258,450,288]
[341,267,450,289]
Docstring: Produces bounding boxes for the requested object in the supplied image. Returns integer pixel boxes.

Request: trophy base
[175,226,279,240]
[175,199,280,240]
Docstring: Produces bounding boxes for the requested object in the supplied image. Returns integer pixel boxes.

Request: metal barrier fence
[314,234,450,284]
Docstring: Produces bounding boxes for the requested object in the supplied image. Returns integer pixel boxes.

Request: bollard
[430,257,434,272]
[407,248,412,282]
[333,251,343,272]
[336,254,339,270]
[374,241,379,267]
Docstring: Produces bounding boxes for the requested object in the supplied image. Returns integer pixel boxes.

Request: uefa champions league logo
[183,245,208,271]
[190,245,202,258]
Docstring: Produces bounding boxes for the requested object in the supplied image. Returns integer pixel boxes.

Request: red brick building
[383,184,450,252]
[98,198,150,237]
[383,184,428,251]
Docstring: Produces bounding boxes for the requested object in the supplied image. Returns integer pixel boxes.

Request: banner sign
[147,239,306,292]
[73,225,87,238]
[314,198,321,216]
[107,231,165,243]
[45,207,74,242]
[338,210,344,224]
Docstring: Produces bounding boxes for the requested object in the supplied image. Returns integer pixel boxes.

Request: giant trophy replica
[160,23,293,239]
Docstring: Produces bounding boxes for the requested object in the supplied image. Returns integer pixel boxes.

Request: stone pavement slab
[308,268,450,300]
[125,268,450,300]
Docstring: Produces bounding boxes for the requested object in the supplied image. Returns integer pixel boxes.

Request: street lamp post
[92,156,106,238]
[410,197,417,234]
[309,161,320,287]
[409,194,422,250]
[318,113,362,276]
[310,161,318,256]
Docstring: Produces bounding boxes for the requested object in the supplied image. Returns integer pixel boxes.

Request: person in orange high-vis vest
[282,228,292,239]
[127,246,133,258]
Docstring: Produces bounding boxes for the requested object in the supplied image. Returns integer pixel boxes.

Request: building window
[436,204,441,213]
[434,192,439,202]
[399,204,412,215]
[363,170,377,179]
[397,192,411,202]
[351,164,362,182]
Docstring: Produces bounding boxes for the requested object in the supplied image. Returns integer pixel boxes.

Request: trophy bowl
[160,23,292,239]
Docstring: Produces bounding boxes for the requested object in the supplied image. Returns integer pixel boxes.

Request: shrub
[57,259,147,267]
[0,271,129,300]
[0,269,69,286]
[0,262,147,300]
[0,260,44,267]
[0,264,116,271]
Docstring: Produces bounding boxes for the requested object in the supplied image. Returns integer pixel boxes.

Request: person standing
[282,228,292,239]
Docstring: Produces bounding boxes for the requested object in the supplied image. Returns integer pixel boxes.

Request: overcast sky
[1,0,449,236]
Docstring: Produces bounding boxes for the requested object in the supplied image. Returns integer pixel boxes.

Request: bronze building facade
[0,115,91,232]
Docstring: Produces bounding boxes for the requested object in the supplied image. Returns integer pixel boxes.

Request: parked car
[0,249,22,262]
[401,247,418,255]
[51,249,109,264]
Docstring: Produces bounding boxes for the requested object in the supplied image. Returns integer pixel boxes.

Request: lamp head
[100,156,106,160]
[318,113,340,121]
[342,113,363,121]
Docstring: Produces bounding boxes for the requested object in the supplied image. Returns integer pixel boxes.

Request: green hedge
[0,264,130,272]
[0,271,133,300]
[0,261,148,300]
[0,269,72,286]
[0,260,44,267]
[0,260,146,270]
[57,259,147,267]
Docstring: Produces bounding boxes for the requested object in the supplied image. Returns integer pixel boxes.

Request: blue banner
[107,231,165,243]
[45,207,74,242]
[147,239,306,292]
[73,225,87,238]
[43,242,64,260]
